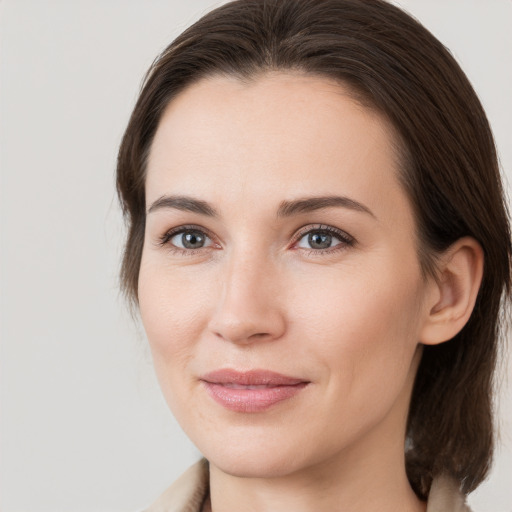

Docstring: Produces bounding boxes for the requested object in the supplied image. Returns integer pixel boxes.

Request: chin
[206,449,307,479]
[194,426,325,479]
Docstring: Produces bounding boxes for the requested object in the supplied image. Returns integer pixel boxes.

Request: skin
[138,73,482,512]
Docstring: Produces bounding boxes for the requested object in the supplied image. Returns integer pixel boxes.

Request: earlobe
[420,237,484,346]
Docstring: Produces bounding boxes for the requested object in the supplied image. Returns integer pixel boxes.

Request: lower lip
[202,381,308,413]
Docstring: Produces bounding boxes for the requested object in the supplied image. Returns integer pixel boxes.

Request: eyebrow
[277,195,375,218]
[147,195,219,217]
[146,194,375,219]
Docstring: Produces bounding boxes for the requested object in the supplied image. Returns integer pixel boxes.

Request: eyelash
[157,224,217,256]
[157,224,355,256]
[291,224,355,255]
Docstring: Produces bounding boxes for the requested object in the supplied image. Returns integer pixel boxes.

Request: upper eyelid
[292,224,354,242]
[165,224,213,235]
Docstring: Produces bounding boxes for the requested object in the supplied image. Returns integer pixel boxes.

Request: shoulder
[426,474,473,512]
[142,459,209,512]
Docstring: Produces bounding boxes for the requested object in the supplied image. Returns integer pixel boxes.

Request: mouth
[200,369,310,413]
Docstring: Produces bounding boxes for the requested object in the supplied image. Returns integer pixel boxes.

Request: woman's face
[139,73,435,478]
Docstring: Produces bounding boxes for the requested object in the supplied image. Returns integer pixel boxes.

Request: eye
[158,226,216,253]
[298,231,339,250]
[295,225,354,251]
[170,229,211,249]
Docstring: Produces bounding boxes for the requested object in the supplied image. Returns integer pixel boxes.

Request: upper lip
[200,369,308,386]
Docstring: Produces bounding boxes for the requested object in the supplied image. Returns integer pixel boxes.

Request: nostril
[249,332,271,339]
[213,329,271,344]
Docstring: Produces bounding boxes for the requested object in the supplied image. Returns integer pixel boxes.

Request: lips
[200,369,309,413]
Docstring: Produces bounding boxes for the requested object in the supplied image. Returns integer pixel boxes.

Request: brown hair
[116,0,511,500]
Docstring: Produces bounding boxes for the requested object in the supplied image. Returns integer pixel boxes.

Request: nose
[208,251,286,345]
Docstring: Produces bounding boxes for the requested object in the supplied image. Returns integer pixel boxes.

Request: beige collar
[144,460,210,512]
[427,474,472,512]
[144,459,472,512]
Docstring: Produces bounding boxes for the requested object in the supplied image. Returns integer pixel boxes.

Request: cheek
[137,259,219,421]
[283,266,424,453]
[291,260,424,388]
[138,259,212,374]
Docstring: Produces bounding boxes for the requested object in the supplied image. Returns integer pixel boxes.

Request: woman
[116,0,511,510]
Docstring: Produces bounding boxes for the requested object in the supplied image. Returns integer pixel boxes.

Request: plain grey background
[1,1,511,510]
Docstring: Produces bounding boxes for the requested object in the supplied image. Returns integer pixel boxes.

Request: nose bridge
[209,243,285,344]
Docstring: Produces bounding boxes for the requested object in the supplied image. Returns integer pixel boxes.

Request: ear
[420,237,484,345]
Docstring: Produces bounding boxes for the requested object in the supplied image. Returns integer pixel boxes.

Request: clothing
[144,459,473,512]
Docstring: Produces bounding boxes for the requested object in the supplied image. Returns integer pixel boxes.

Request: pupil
[182,231,204,249]
[309,232,331,249]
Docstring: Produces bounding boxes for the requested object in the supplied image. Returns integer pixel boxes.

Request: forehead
[145,72,407,221]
